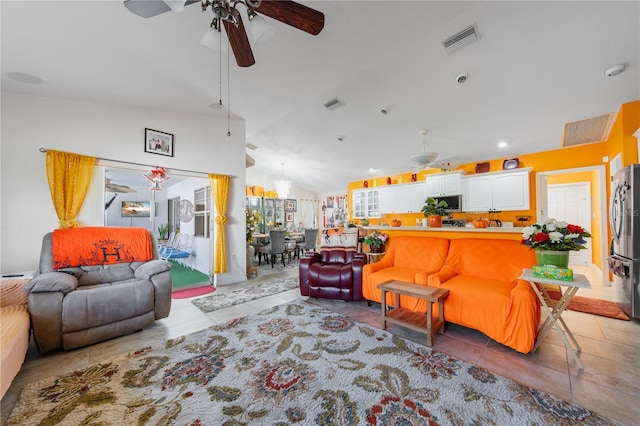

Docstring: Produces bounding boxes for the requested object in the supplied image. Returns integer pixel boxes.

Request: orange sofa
[362,236,450,302]
[362,237,540,354]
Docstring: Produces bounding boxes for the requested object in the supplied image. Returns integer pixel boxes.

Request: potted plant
[157,223,169,241]
[363,231,389,253]
[521,218,591,267]
[421,197,449,227]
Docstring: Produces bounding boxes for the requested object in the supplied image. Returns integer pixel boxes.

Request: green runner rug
[169,260,209,290]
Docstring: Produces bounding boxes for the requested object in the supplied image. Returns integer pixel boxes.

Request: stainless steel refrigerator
[608,163,640,319]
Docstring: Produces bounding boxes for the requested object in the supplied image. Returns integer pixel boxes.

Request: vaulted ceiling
[2,1,638,193]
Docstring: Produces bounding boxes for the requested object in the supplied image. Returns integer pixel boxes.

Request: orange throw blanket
[52,227,153,269]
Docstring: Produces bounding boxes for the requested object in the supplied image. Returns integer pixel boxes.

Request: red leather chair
[299,228,367,301]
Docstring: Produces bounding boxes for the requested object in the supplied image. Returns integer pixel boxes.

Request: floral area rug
[191,277,299,313]
[7,301,619,425]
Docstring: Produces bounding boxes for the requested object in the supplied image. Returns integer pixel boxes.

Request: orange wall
[347,140,609,228]
[607,100,640,166]
[347,101,639,272]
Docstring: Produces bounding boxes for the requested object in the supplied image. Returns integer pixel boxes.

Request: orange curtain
[45,150,96,229]
[209,173,230,273]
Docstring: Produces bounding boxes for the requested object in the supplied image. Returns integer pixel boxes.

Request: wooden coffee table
[376,280,449,346]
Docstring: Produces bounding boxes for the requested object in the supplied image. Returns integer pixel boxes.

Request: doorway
[547,182,591,266]
[536,165,608,286]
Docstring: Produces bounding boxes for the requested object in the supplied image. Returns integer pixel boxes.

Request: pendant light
[274,162,291,199]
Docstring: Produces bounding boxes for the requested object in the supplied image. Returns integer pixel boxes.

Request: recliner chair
[25,227,172,353]
[299,227,367,301]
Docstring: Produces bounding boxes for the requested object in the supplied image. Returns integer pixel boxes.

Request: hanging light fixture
[409,129,438,165]
[274,162,291,199]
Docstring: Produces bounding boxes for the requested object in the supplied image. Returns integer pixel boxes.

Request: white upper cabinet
[425,171,464,197]
[379,182,426,214]
[462,168,531,212]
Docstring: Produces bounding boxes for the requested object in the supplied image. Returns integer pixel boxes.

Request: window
[168,197,180,233]
[194,187,211,237]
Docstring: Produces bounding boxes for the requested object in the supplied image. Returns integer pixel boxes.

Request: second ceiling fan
[124,0,325,67]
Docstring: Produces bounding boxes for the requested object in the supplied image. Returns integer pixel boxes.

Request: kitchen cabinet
[380,182,426,214]
[352,188,381,219]
[425,171,464,197]
[462,168,531,212]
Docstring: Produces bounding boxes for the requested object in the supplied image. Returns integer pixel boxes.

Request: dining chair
[296,228,319,259]
[258,230,287,267]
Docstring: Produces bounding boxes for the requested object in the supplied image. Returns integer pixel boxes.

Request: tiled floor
[2,265,638,425]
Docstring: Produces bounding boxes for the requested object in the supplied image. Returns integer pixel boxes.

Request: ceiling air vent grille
[561,113,614,147]
[442,23,479,55]
[323,97,345,111]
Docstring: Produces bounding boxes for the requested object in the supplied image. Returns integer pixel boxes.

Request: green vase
[535,250,569,268]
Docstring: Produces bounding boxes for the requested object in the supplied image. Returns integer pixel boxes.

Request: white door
[547,183,591,266]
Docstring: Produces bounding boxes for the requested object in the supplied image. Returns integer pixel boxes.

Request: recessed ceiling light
[604,63,628,77]
[497,141,508,148]
[6,72,44,84]
[368,168,378,172]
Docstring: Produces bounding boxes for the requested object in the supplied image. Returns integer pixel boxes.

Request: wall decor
[285,199,297,212]
[145,128,174,157]
[286,212,294,222]
[121,201,152,217]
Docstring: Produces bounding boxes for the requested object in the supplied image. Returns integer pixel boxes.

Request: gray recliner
[25,229,172,353]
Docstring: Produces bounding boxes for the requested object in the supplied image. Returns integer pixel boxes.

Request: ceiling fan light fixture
[410,129,439,165]
[163,0,186,13]
[201,20,228,51]
[410,152,438,164]
[248,11,275,45]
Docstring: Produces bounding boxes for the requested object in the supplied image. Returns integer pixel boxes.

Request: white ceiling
[2,1,639,194]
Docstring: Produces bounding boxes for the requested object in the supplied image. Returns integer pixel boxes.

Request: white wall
[1,93,247,285]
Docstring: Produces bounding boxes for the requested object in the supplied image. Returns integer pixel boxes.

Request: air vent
[561,113,614,147]
[246,142,259,150]
[323,97,345,111]
[442,23,480,55]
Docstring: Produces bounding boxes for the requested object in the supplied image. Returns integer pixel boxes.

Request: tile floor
[2,264,639,425]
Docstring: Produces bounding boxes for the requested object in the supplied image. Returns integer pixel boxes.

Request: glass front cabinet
[352,189,381,219]
[246,196,287,234]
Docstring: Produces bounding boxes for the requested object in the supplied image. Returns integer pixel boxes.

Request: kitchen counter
[361,225,523,234]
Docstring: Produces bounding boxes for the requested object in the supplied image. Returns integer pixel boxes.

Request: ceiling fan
[123,0,325,67]
[105,178,137,193]
[409,129,460,171]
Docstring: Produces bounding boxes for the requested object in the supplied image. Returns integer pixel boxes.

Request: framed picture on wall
[286,212,294,222]
[285,199,297,212]
[145,128,174,157]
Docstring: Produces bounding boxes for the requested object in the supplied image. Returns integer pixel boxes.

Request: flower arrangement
[246,208,263,242]
[363,231,389,249]
[521,218,591,251]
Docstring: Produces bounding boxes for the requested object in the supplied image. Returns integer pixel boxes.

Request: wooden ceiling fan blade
[223,16,256,67]
[254,0,325,35]
[123,0,199,18]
